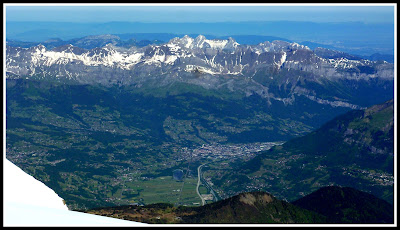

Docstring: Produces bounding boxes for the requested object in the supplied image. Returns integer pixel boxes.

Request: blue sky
[5,4,396,24]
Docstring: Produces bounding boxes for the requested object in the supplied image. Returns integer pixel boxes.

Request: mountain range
[6,34,394,108]
[5,34,394,210]
[6,33,394,63]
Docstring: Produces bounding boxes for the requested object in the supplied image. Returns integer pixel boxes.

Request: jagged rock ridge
[6,35,394,109]
[6,34,393,80]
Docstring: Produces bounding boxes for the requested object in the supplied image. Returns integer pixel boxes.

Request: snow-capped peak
[192,35,207,49]
[168,35,239,50]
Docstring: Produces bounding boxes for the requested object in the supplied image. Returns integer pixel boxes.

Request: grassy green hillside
[213,99,394,204]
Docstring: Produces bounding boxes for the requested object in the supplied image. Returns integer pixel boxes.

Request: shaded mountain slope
[284,99,394,172]
[214,99,394,204]
[292,186,394,224]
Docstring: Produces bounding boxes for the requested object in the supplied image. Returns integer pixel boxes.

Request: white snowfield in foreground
[4,159,146,226]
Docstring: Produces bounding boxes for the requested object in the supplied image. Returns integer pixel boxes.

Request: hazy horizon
[4,4,396,56]
[5,4,395,24]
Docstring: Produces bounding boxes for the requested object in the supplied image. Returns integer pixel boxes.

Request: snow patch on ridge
[205,39,229,49]
[280,52,287,66]
[29,45,146,70]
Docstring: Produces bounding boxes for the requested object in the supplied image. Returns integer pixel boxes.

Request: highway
[196,163,221,206]
[196,164,207,206]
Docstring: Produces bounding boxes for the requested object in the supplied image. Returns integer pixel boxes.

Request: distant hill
[6,33,292,50]
[6,34,164,50]
[301,42,394,63]
[367,53,394,63]
[83,186,393,224]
